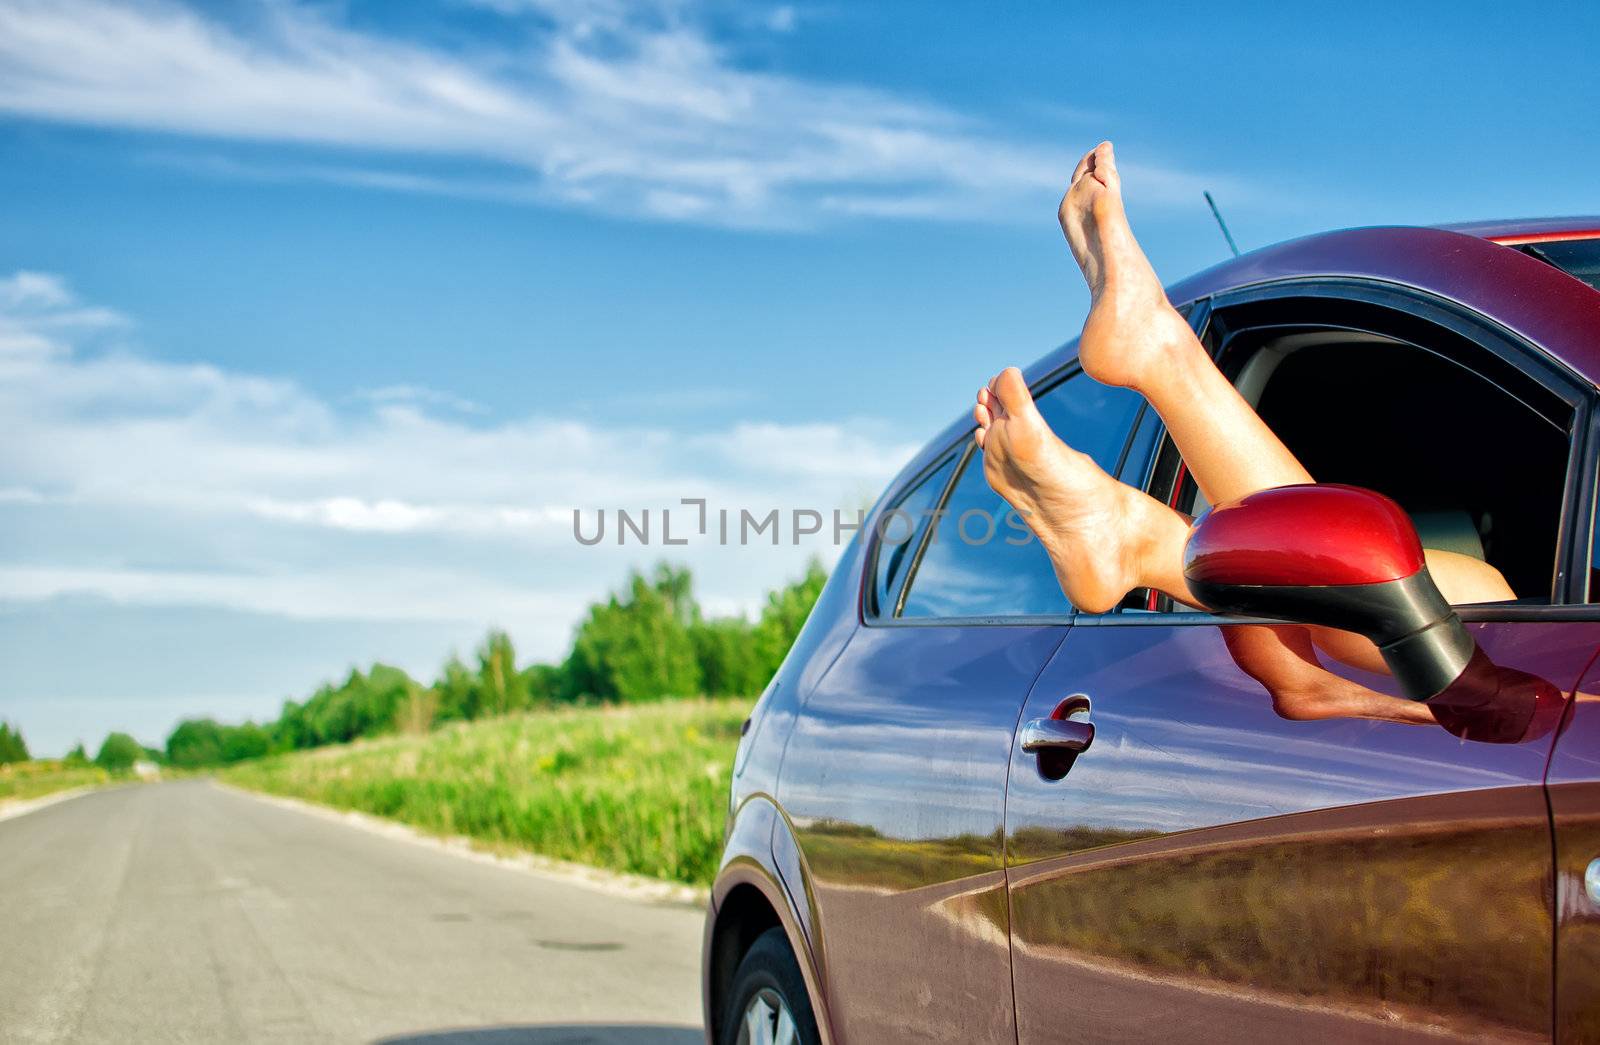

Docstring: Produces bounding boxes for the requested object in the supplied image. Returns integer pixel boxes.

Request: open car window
[1142,300,1574,609]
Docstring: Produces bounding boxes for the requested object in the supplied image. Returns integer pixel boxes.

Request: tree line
[0,720,155,774]
[149,559,827,768]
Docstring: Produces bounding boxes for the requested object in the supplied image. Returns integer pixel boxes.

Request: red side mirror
[1184,484,1476,701]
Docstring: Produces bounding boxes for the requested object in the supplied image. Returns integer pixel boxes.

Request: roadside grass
[222,698,749,886]
[0,760,111,803]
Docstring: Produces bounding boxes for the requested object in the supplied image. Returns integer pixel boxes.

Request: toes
[974,426,987,449]
[973,400,992,429]
[1088,141,1119,191]
[1068,146,1094,185]
[990,366,1037,418]
[977,386,1001,417]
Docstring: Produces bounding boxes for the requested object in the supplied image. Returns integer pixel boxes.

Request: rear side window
[869,453,958,616]
[899,374,1141,618]
[1524,239,1600,294]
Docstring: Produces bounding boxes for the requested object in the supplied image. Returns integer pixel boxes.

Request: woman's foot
[1058,141,1198,395]
[974,366,1185,613]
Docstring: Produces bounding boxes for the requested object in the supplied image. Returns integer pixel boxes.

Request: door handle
[1021,715,1094,754]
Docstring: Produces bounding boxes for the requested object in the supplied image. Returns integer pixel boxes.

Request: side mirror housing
[1184,484,1476,701]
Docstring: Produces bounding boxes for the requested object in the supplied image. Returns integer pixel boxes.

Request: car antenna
[1203,190,1241,258]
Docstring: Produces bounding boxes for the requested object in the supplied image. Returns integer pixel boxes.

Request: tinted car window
[1526,239,1600,293]
[869,453,958,616]
[1591,465,1600,602]
[900,374,1142,618]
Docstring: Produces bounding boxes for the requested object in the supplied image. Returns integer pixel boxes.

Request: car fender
[704,793,836,1045]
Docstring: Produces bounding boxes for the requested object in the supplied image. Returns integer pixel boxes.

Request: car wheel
[720,927,820,1045]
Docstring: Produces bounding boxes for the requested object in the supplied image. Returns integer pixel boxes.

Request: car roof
[891,221,1600,496]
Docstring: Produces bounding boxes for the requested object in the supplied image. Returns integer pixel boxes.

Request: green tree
[523,663,567,706]
[272,699,309,752]
[166,718,226,767]
[0,721,29,764]
[473,630,532,718]
[220,722,271,763]
[287,664,418,745]
[95,732,144,772]
[750,558,828,678]
[64,742,89,765]
[434,654,477,723]
[393,680,439,735]
[691,617,767,696]
[565,563,703,701]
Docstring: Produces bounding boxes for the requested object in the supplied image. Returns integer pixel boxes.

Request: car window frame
[1104,278,1600,629]
[862,363,1145,628]
[861,447,963,620]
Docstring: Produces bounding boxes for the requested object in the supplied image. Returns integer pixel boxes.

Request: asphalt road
[0,780,704,1045]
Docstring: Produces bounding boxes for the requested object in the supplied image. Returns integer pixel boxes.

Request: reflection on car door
[781,622,1063,1043]
[1005,618,1599,1042]
[1547,646,1600,1040]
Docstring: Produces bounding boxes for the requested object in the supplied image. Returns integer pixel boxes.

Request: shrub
[94,732,144,772]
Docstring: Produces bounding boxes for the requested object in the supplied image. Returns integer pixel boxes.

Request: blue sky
[1,0,1597,754]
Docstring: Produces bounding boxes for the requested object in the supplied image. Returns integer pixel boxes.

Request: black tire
[718,927,821,1045]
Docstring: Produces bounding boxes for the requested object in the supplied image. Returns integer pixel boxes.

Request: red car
[703,219,1600,1044]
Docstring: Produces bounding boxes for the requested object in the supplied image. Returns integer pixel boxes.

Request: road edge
[213,780,709,908]
[0,785,106,823]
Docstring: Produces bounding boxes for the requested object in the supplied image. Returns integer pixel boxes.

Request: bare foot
[1057,142,1196,394]
[974,366,1185,613]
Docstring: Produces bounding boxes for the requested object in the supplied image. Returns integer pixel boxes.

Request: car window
[1154,299,1575,606]
[900,373,1142,618]
[1524,239,1600,294]
[1590,466,1600,602]
[869,453,958,617]
[1252,340,1566,602]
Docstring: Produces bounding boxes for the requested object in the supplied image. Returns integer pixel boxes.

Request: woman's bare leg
[1223,624,1437,725]
[1052,141,1516,613]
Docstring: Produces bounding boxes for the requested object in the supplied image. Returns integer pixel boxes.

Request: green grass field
[223,698,749,886]
[0,760,111,803]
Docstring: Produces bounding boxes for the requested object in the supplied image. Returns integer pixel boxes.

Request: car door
[776,367,1141,1044]
[1547,524,1600,1042]
[1004,287,1600,1043]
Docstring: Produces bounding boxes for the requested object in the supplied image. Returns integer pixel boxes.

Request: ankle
[1132,496,1194,598]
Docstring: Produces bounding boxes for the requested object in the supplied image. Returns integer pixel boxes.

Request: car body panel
[1545,652,1600,1042]
[1005,619,1600,1042]
[774,621,1067,1043]
[705,535,871,1044]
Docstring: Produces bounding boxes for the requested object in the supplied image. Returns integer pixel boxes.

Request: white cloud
[0,270,128,372]
[0,270,917,647]
[0,271,72,309]
[354,384,489,416]
[0,0,1232,227]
